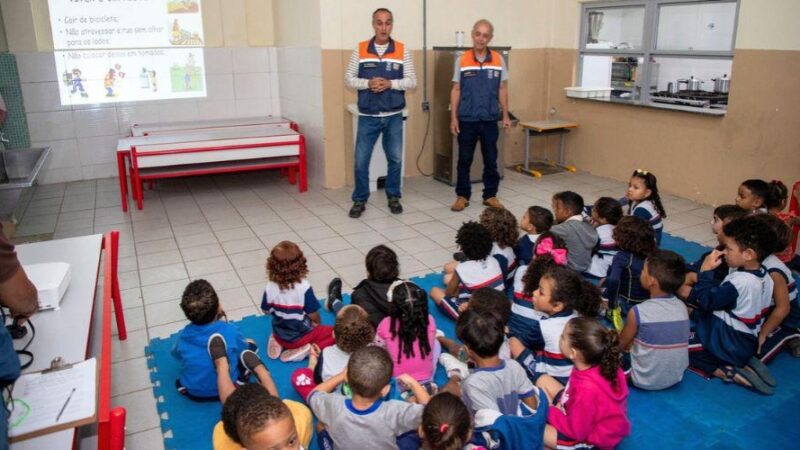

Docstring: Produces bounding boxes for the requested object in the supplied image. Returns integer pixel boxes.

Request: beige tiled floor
[10,170,717,449]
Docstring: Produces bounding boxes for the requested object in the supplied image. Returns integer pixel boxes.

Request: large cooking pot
[677,76,703,91]
[711,74,730,93]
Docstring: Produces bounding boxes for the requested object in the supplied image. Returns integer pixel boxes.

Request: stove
[650,90,728,108]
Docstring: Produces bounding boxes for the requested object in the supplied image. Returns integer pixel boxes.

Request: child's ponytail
[421,393,472,450]
[564,317,622,390]
[599,328,622,390]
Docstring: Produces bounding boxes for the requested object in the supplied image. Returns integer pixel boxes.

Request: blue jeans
[456,120,499,200]
[353,113,403,202]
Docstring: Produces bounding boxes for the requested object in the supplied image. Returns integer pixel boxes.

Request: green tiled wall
[0,53,30,149]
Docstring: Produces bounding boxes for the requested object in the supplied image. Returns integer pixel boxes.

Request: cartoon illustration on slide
[66,68,89,98]
[149,70,158,92]
[140,67,150,89]
[167,0,199,14]
[170,53,203,92]
[169,19,203,45]
[104,64,126,97]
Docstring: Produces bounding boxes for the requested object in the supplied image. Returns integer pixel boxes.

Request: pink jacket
[548,366,631,449]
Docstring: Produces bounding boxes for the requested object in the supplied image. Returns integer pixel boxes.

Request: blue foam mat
[145,233,800,449]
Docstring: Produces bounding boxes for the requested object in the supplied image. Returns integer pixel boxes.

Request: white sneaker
[280,343,312,362]
[267,334,283,360]
[439,353,469,380]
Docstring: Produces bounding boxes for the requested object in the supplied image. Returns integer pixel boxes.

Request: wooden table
[11,234,125,450]
[517,120,579,177]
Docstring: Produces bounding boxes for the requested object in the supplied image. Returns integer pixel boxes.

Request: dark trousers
[456,120,499,200]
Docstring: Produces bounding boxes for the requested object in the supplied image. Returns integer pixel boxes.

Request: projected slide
[48,0,206,105]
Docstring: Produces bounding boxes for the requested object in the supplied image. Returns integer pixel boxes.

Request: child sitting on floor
[440,310,539,416]
[537,317,631,450]
[603,216,657,330]
[765,180,800,271]
[735,178,771,214]
[262,241,334,362]
[587,197,623,278]
[551,191,599,273]
[625,169,667,245]
[508,266,602,386]
[327,244,400,326]
[515,206,554,267]
[291,304,375,399]
[685,215,777,394]
[173,279,253,401]
[419,392,477,450]
[480,206,519,287]
[431,221,504,320]
[309,346,431,450]
[751,214,800,360]
[208,334,313,450]
[684,204,748,287]
[619,250,690,390]
[378,280,440,390]
[511,233,568,323]
[437,287,513,365]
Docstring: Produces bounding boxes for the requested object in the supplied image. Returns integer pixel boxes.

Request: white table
[131,116,294,136]
[11,234,104,450]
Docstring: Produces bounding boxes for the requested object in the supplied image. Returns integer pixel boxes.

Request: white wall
[20,47,280,183]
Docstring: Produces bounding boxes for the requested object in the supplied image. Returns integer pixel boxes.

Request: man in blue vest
[0,224,38,449]
[450,19,510,212]
[345,8,416,218]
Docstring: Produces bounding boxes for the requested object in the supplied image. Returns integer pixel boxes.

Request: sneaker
[280,343,313,362]
[450,196,469,212]
[207,333,228,362]
[388,197,403,214]
[240,349,266,375]
[325,277,343,312]
[267,334,283,360]
[435,329,445,339]
[482,197,505,209]
[439,353,469,380]
[349,201,366,218]
[452,251,467,262]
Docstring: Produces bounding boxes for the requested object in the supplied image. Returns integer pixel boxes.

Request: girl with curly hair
[511,232,568,322]
[480,206,520,288]
[508,266,602,385]
[377,280,440,392]
[262,241,334,362]
[603,216,657,330]
[538,317,630,450]
[431,221,505,320]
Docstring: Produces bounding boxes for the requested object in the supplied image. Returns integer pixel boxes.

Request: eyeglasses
[635,169,649,176]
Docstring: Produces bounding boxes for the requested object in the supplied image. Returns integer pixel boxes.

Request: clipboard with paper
[8,358,97,442]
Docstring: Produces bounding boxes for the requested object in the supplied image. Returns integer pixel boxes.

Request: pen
[56,388,76,422]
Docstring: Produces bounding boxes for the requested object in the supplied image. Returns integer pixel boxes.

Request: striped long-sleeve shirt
[345,42,416,116]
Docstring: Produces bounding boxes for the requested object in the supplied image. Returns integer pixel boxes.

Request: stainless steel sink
[0,147,51,219]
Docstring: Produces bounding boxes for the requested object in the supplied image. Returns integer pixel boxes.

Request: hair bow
[535,237,568,265]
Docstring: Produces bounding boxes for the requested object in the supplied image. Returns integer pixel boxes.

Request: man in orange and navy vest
[345,8,416,218]
[449,19,510,212]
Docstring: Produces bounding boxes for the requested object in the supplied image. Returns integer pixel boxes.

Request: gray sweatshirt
[551,216,599,273]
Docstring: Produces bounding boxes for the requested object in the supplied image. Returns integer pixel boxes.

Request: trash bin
[346,104,408,193]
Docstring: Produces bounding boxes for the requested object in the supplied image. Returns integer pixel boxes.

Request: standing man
[450,19,510,212]
[0,224,37,449]
[345,8,416,218]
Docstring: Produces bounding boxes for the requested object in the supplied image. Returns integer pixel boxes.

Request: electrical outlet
[421,101,430,112]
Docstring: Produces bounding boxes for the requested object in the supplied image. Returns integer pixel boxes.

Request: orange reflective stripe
[358,39,404,61]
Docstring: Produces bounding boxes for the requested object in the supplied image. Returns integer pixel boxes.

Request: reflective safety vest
[357,37,406,114]
[457,49,503,122]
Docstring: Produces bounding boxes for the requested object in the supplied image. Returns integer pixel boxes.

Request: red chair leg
[287,167,297,185]
[110,231,127,341]
[109,407,126,450]
[117,152,128,212]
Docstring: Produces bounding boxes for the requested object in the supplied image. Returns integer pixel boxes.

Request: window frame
[576,0,741,113]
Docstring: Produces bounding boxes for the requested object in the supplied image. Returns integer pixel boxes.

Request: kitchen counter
[567,95,727,117]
